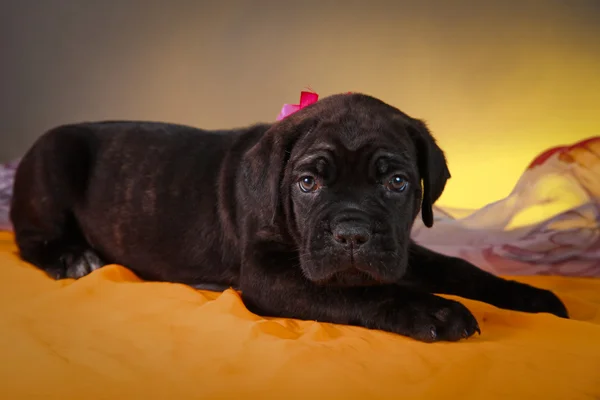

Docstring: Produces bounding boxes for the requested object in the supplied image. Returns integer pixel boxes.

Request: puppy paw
[383,296,480,343]
[412,299,480,342]
[60,250,104,279]
[508,284,569,319]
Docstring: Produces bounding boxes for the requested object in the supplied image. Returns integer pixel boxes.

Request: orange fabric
[0,231,599,400]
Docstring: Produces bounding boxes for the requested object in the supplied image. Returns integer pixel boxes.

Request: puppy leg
[239,241,480,342]
[405,243,569,318]
[10,127,105,280]
[13,222,104,280]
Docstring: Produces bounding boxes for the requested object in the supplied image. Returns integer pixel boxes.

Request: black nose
[333,224,371,249]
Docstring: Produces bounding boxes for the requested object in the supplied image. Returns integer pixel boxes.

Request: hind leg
[11,190,106,280]
[14,227,105,280]
[10,127,106,280]
[60,249,105,279]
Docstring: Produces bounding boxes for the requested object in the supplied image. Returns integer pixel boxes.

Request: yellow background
[1,1,598,208]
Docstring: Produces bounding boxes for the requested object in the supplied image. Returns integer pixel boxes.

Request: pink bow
[276,90,319,121]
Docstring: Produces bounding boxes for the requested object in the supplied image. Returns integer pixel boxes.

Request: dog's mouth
[301,236,406,286]
[315,266,384,287]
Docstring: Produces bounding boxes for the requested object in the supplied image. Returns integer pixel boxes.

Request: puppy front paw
[381,296,480,343]
[485,280,569,319]
[511,284,569,318]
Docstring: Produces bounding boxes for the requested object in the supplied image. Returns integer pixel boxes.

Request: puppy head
[240,93,450,286]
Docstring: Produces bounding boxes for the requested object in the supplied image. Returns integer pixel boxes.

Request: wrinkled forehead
[289,109,417,166]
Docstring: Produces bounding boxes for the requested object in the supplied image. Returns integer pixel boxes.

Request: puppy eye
[298,176,319,193]
[385,175,408,192]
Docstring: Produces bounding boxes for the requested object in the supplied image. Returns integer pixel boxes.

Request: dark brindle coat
[10,93,567,342]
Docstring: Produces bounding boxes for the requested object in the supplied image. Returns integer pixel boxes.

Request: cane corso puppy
[10,93,568,342]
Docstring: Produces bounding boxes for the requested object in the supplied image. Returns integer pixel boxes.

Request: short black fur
[10,93,568,342]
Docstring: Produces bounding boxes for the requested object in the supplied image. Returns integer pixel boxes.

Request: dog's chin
[319,269,384,287]
[300,259,404,287]
[299,242,408,287]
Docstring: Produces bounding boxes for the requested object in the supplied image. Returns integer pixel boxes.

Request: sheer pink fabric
[412,137,600,277]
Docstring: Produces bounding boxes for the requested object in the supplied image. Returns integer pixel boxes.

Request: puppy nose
[333,224,371,248]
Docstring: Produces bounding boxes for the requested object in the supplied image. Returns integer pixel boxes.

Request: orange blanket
[1,231,599,399]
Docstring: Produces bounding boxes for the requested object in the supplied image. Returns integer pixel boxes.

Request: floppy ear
[239,118,315,236]
[408,119,451,228]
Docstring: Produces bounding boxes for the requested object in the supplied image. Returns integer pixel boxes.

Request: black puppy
[10,93,568,342]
